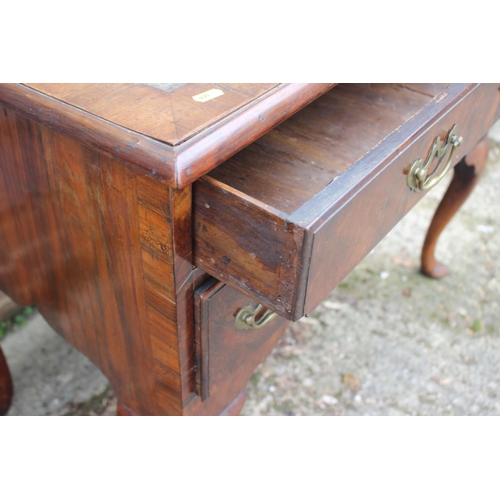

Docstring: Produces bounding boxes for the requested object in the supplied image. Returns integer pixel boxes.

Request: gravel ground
[3,125,500,416]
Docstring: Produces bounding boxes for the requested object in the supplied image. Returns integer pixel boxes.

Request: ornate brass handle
[407,125,463,192]
[234,303,277,331]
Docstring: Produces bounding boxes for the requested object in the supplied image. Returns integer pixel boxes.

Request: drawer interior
[194,83,499,320]
[208,84,450,214]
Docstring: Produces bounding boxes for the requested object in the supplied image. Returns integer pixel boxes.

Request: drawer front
[194,84,500,321]
[194,278,288,409]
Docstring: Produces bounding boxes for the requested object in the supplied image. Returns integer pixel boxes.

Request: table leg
[0,344,13,415]
[421,137,490,279]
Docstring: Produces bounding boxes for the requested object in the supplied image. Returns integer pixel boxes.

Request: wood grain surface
[26,83,278,146]
[0,102,287,415]
[0,83,335,188]
[0,107,195,415]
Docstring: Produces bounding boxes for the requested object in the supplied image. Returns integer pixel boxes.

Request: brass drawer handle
[234,303,277,331]
[407,125,463,192]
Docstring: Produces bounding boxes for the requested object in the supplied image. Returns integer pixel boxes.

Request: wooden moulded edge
[0,83,336,189]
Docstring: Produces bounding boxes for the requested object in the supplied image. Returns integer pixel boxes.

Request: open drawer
[193,84,500,321]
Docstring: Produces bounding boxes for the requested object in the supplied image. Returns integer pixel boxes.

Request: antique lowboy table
[0,83,499,415]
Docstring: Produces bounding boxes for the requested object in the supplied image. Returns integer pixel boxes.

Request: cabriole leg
[421,137,490,279]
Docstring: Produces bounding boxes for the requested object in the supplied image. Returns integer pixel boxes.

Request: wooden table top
[0,83,335,188]
[25,83,280,146]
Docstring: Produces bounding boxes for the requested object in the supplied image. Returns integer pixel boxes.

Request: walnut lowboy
[0,83,499,415]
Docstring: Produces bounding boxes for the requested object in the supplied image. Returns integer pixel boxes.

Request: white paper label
[192,88,224,103]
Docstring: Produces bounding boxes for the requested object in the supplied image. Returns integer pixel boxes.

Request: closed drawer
[194,277,288,404]
[194,83,500,321]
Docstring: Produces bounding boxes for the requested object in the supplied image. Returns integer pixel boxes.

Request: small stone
[303,378,314,388]
[477,224,494,233]
[439,377,452,386]
[319,395,339,406]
